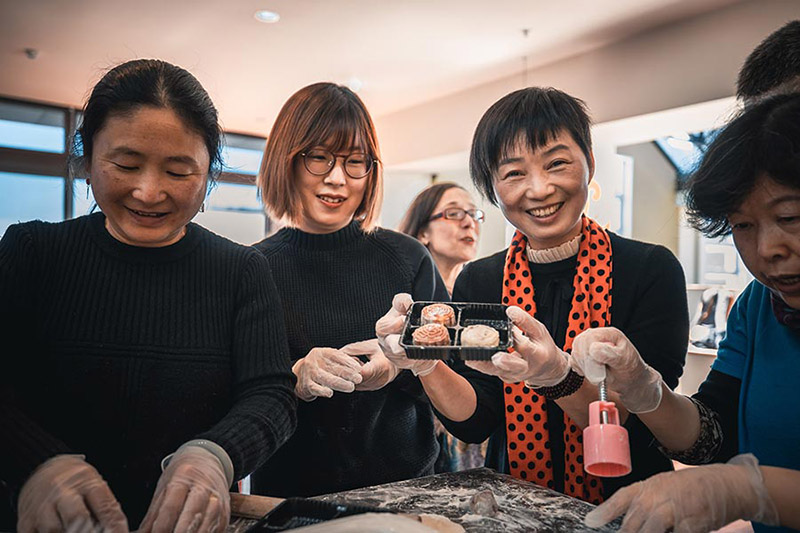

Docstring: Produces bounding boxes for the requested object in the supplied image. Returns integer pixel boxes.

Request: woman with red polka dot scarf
[377,87,688,504]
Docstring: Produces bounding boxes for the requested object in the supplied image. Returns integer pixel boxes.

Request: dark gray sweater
[0,213,297,525]
[250,221,449,497]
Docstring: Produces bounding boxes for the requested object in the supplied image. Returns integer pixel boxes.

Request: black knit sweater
[250,221,449,497]
[441,233,689,499]
[0,213,297,525]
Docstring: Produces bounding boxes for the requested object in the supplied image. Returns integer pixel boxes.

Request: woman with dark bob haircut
[575,94,800,532]
[377,86,688,504]
[0,59,297,532]
[250,83,448,497]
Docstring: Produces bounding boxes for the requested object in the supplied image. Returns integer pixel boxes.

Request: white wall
[618,142,680,255]
[375,0,798,166]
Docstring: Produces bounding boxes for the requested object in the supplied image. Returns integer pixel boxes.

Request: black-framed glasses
[429,207,485,224]
[300,148,376,179]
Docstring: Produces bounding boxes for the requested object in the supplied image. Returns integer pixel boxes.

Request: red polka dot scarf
[502,215,612,504]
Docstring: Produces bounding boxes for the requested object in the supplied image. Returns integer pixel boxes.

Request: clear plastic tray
[399,301,512,360]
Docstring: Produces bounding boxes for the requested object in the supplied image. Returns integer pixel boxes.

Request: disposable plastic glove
[139,445,231,533]
[341,338,400,391]
[466,306,570,387]
[17,455,129,533]
[376,293,438,377]
[584,453,780,532]
[570,326,663,413]
[292,347,364,401]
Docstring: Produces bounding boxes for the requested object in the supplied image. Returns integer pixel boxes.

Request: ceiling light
[346,77,363,92]
[254,10,280,23]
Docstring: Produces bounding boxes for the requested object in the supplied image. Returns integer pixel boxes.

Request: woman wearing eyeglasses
[399,183,484,296]
[377,87,688,504]
[249,83,448,498]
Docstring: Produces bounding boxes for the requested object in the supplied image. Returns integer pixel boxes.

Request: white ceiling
[1,0,742,137]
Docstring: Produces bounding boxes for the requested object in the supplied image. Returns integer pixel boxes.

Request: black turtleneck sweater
[0,213,297,525]
[250,221,449,497]
[441,232,689,500]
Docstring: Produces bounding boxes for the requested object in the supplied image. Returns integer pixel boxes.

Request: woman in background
[0,59,296,532]
[399,182,483,296]
[573,93,800,533]
[250,82,448,498]
[399,182,486,471]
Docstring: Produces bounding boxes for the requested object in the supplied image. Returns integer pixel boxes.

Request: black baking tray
[399,301,512,360]
[244,498,392,532]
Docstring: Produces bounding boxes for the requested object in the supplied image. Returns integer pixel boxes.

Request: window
[0,100,66,153]
[0,98,271,244]
[0,172,64,234]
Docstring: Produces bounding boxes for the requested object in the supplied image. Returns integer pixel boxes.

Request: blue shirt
[713,281,800,532]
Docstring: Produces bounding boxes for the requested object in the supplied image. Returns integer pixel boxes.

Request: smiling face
[89,106,209,247]
[493,130,593,250]
[419,187,480,267]
[729,175,800,309]
[294,145,369,234]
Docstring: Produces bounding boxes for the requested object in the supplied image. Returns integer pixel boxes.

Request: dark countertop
[229,468,617,532]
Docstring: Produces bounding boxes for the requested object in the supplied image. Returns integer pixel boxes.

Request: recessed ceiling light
[346,77,363,92]
[254,10,280,23]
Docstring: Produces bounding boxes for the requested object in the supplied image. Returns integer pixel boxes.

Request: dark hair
[686,93,800,238]
[737,20,800,103]
[398,182,465,238]
[258,82,383,231]
[469,87,593,205]
[71,59,222,182]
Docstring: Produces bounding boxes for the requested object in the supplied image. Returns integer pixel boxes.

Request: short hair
[469,87,593,205]
[70,59,222,183]
[737,20,800,103]
[398,182,465,239]
[686,93,800,238]
[258,83,383,231]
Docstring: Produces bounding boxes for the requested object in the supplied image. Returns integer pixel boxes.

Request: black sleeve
[620,244,689,390]
[434,262,505,443]
[692,369,741,463]
[411,247,450,302]
[197,252,298,480]
[0,225,73,492]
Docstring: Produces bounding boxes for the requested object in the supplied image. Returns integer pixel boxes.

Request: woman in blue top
[570,94,800,532]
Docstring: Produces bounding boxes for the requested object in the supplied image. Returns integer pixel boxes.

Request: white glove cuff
[161,439,235,487]
[523,351,570,388]
[622,366,664,414]
[412,360,439,377]
[729,453,780,526]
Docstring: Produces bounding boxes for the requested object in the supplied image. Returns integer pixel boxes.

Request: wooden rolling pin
[230,493,285,519]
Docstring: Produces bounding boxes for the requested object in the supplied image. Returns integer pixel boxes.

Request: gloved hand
[570,326,663,413]
[466,306,569,387]
[341,339,399,392]
[292,347,364,401]
[139,445,231,533]
[17,455,129,533]
[584,453,780,532]
[376,293,438,377]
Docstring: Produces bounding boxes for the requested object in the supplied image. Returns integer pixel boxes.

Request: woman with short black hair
[378,86,688,503]
[0,59,297,532]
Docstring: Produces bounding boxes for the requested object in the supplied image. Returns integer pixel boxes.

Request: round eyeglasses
[300,148,376,179]
[429,207,485,224]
